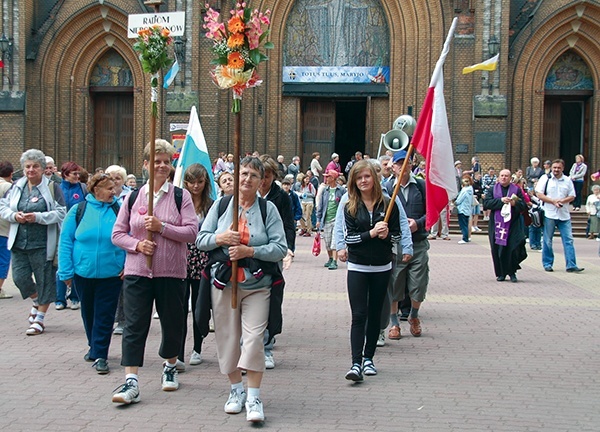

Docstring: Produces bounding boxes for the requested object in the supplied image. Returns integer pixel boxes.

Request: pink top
[112,183,198,279]
[326,160,341,174]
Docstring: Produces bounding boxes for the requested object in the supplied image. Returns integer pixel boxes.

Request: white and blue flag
[163,57,180,89]
[173,106,218,200]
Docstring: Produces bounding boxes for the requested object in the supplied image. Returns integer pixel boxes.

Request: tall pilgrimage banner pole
[231,112,241,308]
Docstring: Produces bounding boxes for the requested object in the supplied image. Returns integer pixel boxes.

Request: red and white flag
[411,17,459,230]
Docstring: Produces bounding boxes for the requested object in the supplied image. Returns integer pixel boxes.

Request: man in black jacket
[385,150,429,339]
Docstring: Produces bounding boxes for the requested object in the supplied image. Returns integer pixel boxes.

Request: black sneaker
[566,267,584,273]
[345,363,363,382]
[93,358,109,374]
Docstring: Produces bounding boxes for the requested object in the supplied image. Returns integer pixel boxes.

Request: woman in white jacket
[0,149,66,335]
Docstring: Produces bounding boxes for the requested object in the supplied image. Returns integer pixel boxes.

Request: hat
[392,150,408,163]
[454,160,462,166]
[323,170,339,179]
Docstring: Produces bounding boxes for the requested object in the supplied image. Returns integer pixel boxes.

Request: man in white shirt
[535,159,584,273]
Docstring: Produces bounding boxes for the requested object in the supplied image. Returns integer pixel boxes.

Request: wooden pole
[230,110,241,308]
[145,1,161,269]
[384,144,415,223]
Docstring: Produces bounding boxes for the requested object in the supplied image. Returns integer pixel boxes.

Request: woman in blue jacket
[455,175,474,244]
[338,160,400,382]
[58,173,126,374]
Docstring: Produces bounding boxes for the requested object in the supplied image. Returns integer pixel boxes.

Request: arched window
[545,50,593,90]
[90,49,134,87]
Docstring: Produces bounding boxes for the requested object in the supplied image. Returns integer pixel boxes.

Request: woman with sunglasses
[58,173,126,374]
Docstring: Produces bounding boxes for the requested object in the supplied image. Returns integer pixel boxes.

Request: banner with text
[282,66,389,84]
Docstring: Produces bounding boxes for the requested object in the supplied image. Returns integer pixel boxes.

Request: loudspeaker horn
[383,129,409,152]
[392,115,417,137]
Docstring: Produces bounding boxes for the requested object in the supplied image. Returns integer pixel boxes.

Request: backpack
[75,200,120,227]
[217,194,267,226]
[127,185,183,213]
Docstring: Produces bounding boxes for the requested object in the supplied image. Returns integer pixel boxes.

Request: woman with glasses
[58,173,126,374]
[197,157,287,423]
[0,149,66,335]
[179,163,214,367]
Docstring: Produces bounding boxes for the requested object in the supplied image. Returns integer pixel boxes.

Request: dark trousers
[347,270,391,365]
[458,213,470,241]
[178,278,204,361]
[573,181,583,208]
[75,275,121,360]
[121,276,186,367]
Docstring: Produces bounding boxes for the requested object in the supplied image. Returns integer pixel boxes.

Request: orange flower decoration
[227,52,245,69]
[228,16,245,33]
[161,28,171,38]
[227,33,245,49]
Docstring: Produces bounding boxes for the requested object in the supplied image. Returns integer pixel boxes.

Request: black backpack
[217,194,267,227]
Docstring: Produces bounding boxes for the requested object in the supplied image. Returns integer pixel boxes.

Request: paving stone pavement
[0,234,599,431]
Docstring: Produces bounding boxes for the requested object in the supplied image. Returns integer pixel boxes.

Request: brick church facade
[1,0,598,182]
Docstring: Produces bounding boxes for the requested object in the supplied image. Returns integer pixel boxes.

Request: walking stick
[384,144,415,223]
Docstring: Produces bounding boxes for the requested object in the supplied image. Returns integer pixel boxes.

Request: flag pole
[384,144,415,223]
[230,111,240,309]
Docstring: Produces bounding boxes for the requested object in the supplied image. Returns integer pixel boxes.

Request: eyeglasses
[240,171,261,181]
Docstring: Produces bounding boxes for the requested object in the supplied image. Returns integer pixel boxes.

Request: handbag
[528,205,544,228]
[312,232,321,256]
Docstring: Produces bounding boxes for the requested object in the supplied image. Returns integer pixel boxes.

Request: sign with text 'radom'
[127,12,185,38]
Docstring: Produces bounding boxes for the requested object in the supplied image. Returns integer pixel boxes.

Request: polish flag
[411,17,459,230]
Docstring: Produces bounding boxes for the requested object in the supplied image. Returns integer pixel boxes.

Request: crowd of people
[0,145,598,424]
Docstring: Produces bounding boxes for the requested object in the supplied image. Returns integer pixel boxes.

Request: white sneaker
[153,311,159,319]
[161,366,179,391]
[458,240,468,244]
[265,353,275,369]
[224,389,247,414]
[55,303,65,310]
[113,325,123,335]
[112,379,140,404]
[377,330,385,347]
[190,351,202,365]
[70,300,80,310]
[245,398,265,422]
[174,360,186,372]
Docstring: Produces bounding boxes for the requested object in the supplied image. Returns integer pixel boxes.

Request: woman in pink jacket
[110,139,198,405]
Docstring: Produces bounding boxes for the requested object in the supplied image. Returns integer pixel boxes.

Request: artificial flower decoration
[203,1,273,112]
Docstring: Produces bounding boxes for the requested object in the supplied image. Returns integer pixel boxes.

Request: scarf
[493,182,519,246]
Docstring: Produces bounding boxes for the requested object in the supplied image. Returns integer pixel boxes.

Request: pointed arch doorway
[89,49,134,172]
[542,51,593,165]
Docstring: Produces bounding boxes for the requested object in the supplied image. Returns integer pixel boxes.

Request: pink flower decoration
[73,194,80,200]
[138,206,148,215]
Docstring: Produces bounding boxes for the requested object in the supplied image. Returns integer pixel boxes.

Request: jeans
[529,225,542,249]
[56,275,79,306]
[542,218,578,270]
[458,213,470,242]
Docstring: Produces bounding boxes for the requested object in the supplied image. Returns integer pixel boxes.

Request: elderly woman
[569,154,588,211]
[58,173,125,374]
[105,165,130,203]
[55,161,88,311]
[126,174,137,189]
[197,156,287,423]
[525,157,543,189]
[111,139,198,405]
[0,149,66,335]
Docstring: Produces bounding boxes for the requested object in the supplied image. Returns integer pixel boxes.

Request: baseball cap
[392,150,408,163]
[323,170,340,179]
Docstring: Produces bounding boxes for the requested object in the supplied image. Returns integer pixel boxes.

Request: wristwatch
[160,222,166,234]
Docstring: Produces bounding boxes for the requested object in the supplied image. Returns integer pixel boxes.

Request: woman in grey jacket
[0,149,66,335]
